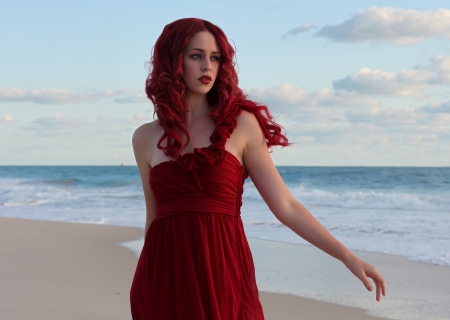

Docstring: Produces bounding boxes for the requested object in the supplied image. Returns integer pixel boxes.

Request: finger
[360,275,373,292]
[371,272,386,298]
[376,280,381,301]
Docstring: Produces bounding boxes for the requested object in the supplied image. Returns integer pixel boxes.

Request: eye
[211,56,220,61]
[190,54,201,59]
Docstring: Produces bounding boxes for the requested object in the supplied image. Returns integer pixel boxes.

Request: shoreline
[2,217,448,319]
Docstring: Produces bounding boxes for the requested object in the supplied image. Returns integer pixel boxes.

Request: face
[182,31,220,97]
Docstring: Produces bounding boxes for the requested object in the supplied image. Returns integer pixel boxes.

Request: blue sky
[1,0,449,165]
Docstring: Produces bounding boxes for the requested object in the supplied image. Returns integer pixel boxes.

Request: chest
[150,120,215,167]
[181,120,216,154]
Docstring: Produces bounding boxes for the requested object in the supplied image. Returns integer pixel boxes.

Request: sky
[1,0,450,166]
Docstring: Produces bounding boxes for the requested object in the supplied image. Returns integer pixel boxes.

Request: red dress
[130,107,265,320]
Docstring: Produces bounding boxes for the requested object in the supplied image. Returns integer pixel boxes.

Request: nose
[202,58,212,71]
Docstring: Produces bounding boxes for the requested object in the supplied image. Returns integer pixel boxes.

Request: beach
[3,218,449,320]
[0,217,390,320]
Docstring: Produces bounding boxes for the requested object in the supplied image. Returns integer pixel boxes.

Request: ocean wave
[243,225,450,267]
[4,199,51,207]
[96,181,140,187]
[21,178,140,188]
[411,253,450,266]
[0,176,144,210]
[24,178,81,186]
[67,217,110,225]
[244,220,287,228]
[243,184,450,212]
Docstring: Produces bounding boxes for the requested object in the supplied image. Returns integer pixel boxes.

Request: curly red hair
[146,18,289,158]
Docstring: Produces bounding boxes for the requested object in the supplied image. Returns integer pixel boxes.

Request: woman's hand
[343,254,386,301]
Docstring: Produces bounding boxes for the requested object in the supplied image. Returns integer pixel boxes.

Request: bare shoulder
[132,119,161,148]
[236,109,260,130]
[235,109,265,148]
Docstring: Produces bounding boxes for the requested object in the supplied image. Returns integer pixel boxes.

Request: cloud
[315,7,450,45]
[344,105,450,135]
[333,55,450,95]
[0,87,146,105]
[247,84,380,109]
[127,114,151,125]
[0,115,16,125]
[113,92,148,104]
[22,113,151,136]
[282,24,312,39]
[96,115,109,121]
[333,68,431,95]
[96,128,123,137]
[246,84,381,141]
[427,55,450,84]
[289,104,450,146]
[0,88,114,104]
[345,107,421,125]
[26,113,88,134]
[244,83,450,149]
[421,101,450,113]
[120,113,152,131]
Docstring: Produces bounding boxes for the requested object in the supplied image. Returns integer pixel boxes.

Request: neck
[185,91,210,122]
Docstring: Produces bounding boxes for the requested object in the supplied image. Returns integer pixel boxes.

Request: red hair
[146,18,289,158]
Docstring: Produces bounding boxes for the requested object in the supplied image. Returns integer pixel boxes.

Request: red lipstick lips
[198,76,212,84]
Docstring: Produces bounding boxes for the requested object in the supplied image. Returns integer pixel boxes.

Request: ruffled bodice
[174,105,241,172]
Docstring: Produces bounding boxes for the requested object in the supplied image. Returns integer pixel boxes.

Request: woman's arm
[132,124,157,235]
[237,111,386,301]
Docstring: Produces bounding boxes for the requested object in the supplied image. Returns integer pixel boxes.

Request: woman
[130,18,386,320]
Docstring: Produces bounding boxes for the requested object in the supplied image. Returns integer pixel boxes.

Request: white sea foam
[243,183,450,212]
[4,199,51,207]
[75,217,110,225]
[241,183,450,266]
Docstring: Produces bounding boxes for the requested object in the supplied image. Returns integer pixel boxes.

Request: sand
[0,217,141,319]
[1,217,388,319]
[249,238,450,320]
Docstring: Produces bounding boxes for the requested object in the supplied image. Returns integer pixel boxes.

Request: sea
[1,165,449,267]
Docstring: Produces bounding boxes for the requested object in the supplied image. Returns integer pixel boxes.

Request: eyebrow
[186,48,221,54]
